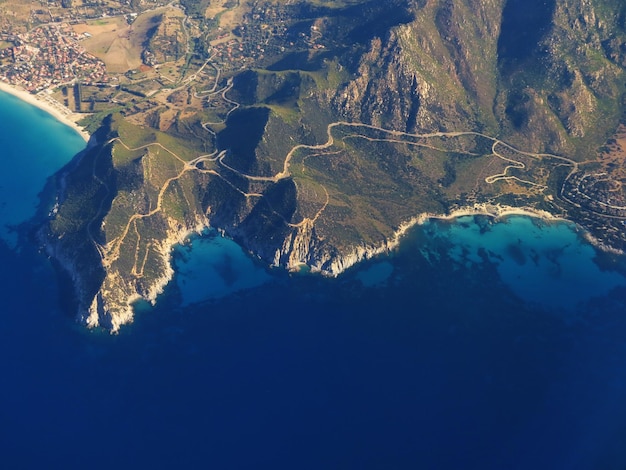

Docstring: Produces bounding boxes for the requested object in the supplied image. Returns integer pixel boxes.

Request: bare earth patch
[76,10,166,73]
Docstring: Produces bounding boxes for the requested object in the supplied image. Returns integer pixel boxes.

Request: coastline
[83,216,209,333]
[287,203,572,277]
[416,203,570,225]
[418,202,625,254]
[0,81,90,142]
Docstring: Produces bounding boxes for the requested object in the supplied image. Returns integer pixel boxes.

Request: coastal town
[0,0,326,115]
[0,0,324,92]
[562,170,626,219]
[0,23,107,92]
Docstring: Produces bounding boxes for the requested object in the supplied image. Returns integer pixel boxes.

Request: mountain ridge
[43,0,626,331]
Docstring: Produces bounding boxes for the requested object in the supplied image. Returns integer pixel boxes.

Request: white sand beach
[0,81,90,142]
[417,203,570,225]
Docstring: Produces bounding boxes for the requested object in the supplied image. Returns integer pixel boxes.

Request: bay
[2,90,626,469]
[0,91,86,245]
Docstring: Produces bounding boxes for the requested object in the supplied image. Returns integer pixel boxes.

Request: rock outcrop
[45,0,626,331]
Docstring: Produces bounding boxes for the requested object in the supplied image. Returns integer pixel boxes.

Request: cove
[416,215,626,312]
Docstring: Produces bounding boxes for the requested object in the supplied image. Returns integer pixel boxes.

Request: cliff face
[332,0,503,133]
[46,0,626,331]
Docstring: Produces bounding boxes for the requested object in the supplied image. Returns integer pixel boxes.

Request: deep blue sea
[3,90,626,469]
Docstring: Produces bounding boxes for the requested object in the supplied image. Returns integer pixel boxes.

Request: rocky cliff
[45,0,626,331]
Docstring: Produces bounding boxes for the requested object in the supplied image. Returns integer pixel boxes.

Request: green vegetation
[179,0,212,18]
[43,0,626,330]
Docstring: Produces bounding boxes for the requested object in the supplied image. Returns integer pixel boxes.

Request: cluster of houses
[209,1,326,72]
[0,24,107,92]
[562,171,626,218]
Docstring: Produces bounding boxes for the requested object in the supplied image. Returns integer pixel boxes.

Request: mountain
[44,0,626,331]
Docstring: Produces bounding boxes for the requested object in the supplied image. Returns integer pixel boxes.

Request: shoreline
[290,203,574,278]
[0,81,90,142]
[416,203,570,225]
[416,203,626,254]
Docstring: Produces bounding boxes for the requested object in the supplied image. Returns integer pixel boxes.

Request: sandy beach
[417,203,569,225]
[0,81,90,142]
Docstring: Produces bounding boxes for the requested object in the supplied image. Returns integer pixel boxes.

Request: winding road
[85,83,590,275]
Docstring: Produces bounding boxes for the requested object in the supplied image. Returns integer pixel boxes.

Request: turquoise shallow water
[172,214,626,317]
[0,92,85,245]
[2,90,626,469]
[174,229,272,306]
[423,215,626,311]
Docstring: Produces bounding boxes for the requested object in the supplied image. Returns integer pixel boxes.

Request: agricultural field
[77,11,164,73]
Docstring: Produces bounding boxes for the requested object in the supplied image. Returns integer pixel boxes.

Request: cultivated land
[76,16,140,73]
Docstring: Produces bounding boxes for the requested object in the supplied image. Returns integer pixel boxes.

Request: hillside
[44,0,626,330]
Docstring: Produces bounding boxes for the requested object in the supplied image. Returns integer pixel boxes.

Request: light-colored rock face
[85,214,209,332]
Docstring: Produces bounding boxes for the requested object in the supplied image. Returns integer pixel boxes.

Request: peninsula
[1,0,625,331]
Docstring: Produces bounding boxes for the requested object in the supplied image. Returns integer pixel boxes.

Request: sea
[2,90,626,469]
